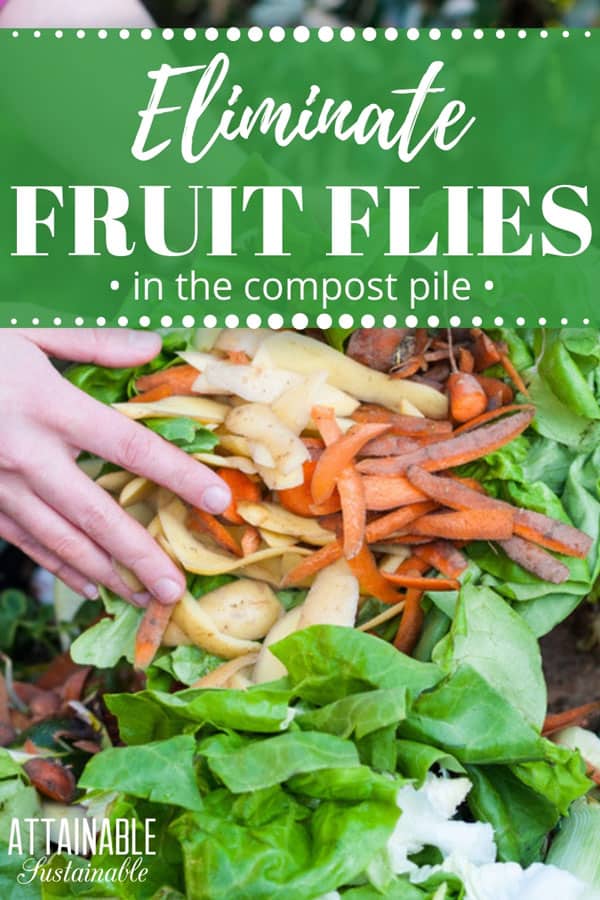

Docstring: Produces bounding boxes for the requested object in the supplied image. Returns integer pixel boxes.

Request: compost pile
[0,325,600,900]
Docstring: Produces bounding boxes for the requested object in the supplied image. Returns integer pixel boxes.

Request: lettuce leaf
[171,789,399,900]
[66,332,191,404]
[432,584,546,729]
[106,682,294,740]
[79,735,202,811]
[198,731,359,793]
[271,625,442,705]
[143,417,218,454]
[296,687,407,740]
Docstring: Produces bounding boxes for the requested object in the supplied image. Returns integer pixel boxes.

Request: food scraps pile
[1,326,600,899]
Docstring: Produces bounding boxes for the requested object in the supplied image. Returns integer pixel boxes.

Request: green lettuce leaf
[70,592,142,668]
[398,665,545,765]
[150,646,222,687]
[395,740,465,784]
[198,731,359,793]
[171,789,399,900]
[296,687,407,740]
[271,625,441,705]
[466,764,558,865]
[143,417,218,454]
[511,741,591,815]
[66,332,191,404]
[432,584,546,729]
[107,683,294,740]
[79,736,202,811]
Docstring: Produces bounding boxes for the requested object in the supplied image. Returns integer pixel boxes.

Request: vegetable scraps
[5,325,596,899]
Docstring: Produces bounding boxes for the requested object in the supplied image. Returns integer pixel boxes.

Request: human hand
[0,329,231,607]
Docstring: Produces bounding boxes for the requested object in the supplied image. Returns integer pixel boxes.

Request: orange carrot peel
[407,466,592,559]
[187,509,242,558]
[311,423,391,505]
[393,588,425,655]
[134,600,174,670]
[357,407,535,476]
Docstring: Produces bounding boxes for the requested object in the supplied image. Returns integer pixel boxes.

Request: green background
[1,29,599,327]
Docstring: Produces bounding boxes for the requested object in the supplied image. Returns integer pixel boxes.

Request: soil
[541,603,600,726]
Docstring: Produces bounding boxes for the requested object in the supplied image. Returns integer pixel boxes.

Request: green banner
[1,27,599,328]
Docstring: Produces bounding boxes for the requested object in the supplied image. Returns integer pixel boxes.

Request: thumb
[21,329,162,367]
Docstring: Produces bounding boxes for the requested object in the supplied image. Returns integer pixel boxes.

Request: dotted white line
[139,315,151,327]
[292,26,309,43]
[318,26,334,43]
[203,314,217,328]
[182,315,195,328]
[339,313,354,329]
[317,313,333,329]
[449,315,461,327]
[405,315,418,327]
[427,315,440,327]
[246,313,262,329]
[383,315,397,328]
[225,314,240,328]
[205,28,218,42]
[516,316,525,326]
[292,313,309,329]
[361,314,375,328]
[472,315,483,326]
[268,313,284,329]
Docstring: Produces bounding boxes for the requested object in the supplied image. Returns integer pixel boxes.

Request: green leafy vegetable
[271,625,441,705]
[79,735,202,811]
[66,332,190,404]
[143,417,218,454]
[199,731,359,793]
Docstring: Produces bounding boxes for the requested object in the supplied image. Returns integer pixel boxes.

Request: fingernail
[153,577,183,605]
[83,583,99,600]
[127,331,160,351]
[133,591,151,607]
[201,484,231,514]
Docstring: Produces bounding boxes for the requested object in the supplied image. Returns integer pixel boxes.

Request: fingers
[0,478,149,605]
[0,510,96,599]
[29,457,188,605]
[19,328,161,367]
[56,384,232,515]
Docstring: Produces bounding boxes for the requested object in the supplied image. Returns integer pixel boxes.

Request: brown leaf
[36,652,81,691]
[72,740,101,755]
[24,758,76,803]
[60,668,92,704]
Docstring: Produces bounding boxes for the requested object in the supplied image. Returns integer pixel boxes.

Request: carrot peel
[134,600,174,670]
